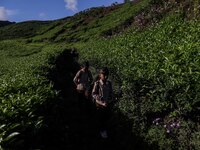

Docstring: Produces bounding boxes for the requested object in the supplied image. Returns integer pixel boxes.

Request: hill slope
[0,0,200,149]
[0,1,149,42]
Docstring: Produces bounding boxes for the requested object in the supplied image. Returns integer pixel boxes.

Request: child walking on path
[92,67,113,139]
[73,61,93,109]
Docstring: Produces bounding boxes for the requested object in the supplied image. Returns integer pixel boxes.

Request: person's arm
[96,99,107,107]
[73,70,81,85]
[92,81,99,100]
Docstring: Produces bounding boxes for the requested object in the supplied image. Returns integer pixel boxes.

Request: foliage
[0,40,68,149]
[0,0,200,149]
[0,21,15,28]
[79,12,200,149]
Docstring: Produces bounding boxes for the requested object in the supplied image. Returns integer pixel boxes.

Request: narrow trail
[31,50,152,150]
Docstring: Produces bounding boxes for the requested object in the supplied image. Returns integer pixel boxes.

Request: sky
[0,0,124,22]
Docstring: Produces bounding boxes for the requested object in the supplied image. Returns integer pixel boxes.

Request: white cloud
[64,0,78,12]
[0,7,7,20]
[0,6,18,21]
[7,9,18,16]
[39,12,46,18]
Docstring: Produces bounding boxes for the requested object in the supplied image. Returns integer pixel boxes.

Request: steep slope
[0,1,149,42]
[0,0,198,42]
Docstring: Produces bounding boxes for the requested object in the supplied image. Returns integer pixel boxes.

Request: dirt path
[29,50,152,150]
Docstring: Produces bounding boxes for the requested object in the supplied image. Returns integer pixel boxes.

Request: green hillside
[0,0,200,149]
[0,21,15,27]
[0,1,148,42]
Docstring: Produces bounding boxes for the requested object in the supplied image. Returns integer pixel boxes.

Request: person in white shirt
[73,61,93,108]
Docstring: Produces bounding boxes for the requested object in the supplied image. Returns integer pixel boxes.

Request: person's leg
[84,90,89,100]
[84,90,95,114]
[97,107,109,138]
[77,91,84,109]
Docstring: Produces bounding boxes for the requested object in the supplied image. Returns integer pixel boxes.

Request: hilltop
[0,20,15,27]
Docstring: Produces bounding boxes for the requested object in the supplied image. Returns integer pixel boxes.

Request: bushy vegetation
[0,0,199,149]
[0,21,15,27]
[0,40,70,149]
[79,7,200,150]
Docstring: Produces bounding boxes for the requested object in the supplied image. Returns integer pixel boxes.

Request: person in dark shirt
[92,67,113,139]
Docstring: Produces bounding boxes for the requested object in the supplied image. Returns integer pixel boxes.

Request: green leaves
[3,132,20,143]
[0,41,61,148]
[79,8,200,149]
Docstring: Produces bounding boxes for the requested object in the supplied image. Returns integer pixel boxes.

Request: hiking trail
[29,50,152,150]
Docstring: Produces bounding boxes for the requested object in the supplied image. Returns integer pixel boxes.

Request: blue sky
[0,0,124,22]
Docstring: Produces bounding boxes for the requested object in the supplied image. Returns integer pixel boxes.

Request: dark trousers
[77,92,85,108]
[77,91,94,114]
[96,106,110,131]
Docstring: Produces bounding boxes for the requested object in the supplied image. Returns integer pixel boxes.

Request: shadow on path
[32,50,153,150]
